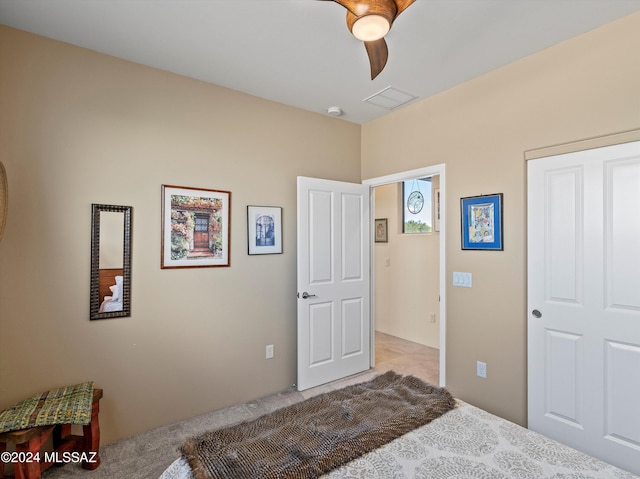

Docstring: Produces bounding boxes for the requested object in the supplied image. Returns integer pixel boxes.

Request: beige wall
[374,182,440,348]
[0,26,361,443]
[362,12,640,426]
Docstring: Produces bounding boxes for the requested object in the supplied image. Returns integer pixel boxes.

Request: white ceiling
[1,0,640,124]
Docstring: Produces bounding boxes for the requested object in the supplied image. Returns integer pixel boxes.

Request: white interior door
[297,176,370,391]
[527,140,640,474]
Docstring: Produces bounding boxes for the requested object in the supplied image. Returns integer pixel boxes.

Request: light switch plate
[453,272,473,287]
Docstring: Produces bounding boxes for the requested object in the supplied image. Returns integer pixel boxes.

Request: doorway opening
[364,164,446,386]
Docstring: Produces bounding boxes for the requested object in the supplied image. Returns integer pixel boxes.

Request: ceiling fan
[319,0,416,80]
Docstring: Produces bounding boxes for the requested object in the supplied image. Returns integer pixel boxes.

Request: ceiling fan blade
[331,0,400,19]
[326,0,361,17]
[393,0,415,18]
[364,38,388,80]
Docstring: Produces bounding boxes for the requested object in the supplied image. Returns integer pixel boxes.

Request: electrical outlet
[477,361,487,379]
[429,312,436,323]
[266,344,274,359]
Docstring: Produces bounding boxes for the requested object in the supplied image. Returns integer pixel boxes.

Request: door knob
[532,309,542,318]
[301,292,316,299]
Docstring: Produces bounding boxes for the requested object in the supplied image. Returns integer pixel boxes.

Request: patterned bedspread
[159,401,636,479]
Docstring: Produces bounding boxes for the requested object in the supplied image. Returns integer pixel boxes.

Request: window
[403,177,432,233]
[194,216,209,232]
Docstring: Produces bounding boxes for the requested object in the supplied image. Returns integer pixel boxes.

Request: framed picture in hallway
[460,193,503,250]
[247,205,282,255]
[161,185,231,268]
[375,218,388,243]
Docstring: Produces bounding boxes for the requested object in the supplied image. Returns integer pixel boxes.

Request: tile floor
[373,331,440,385]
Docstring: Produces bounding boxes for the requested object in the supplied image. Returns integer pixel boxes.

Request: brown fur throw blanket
[181,371,455,479]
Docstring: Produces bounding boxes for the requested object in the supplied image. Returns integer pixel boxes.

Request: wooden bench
[0,388,102,479]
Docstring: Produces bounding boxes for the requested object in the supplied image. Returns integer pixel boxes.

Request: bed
[98,268,123,313]
[158,377,635,479]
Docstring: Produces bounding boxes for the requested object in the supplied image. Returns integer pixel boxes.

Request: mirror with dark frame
[90,204,132,320]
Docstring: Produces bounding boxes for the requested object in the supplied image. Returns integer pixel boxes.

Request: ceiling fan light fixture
[351,15,390,42]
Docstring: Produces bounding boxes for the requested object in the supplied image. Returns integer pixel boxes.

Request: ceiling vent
[363,86,418,110]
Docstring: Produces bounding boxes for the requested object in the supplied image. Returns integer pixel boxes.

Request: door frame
[363,164,446,386]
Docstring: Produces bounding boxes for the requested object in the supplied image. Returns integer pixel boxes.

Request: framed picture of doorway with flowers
[161,185,231,268]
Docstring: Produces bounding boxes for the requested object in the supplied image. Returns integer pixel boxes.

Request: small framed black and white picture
[247,205,282,255]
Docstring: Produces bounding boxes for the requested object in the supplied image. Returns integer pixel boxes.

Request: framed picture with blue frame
[460,193,503,250]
